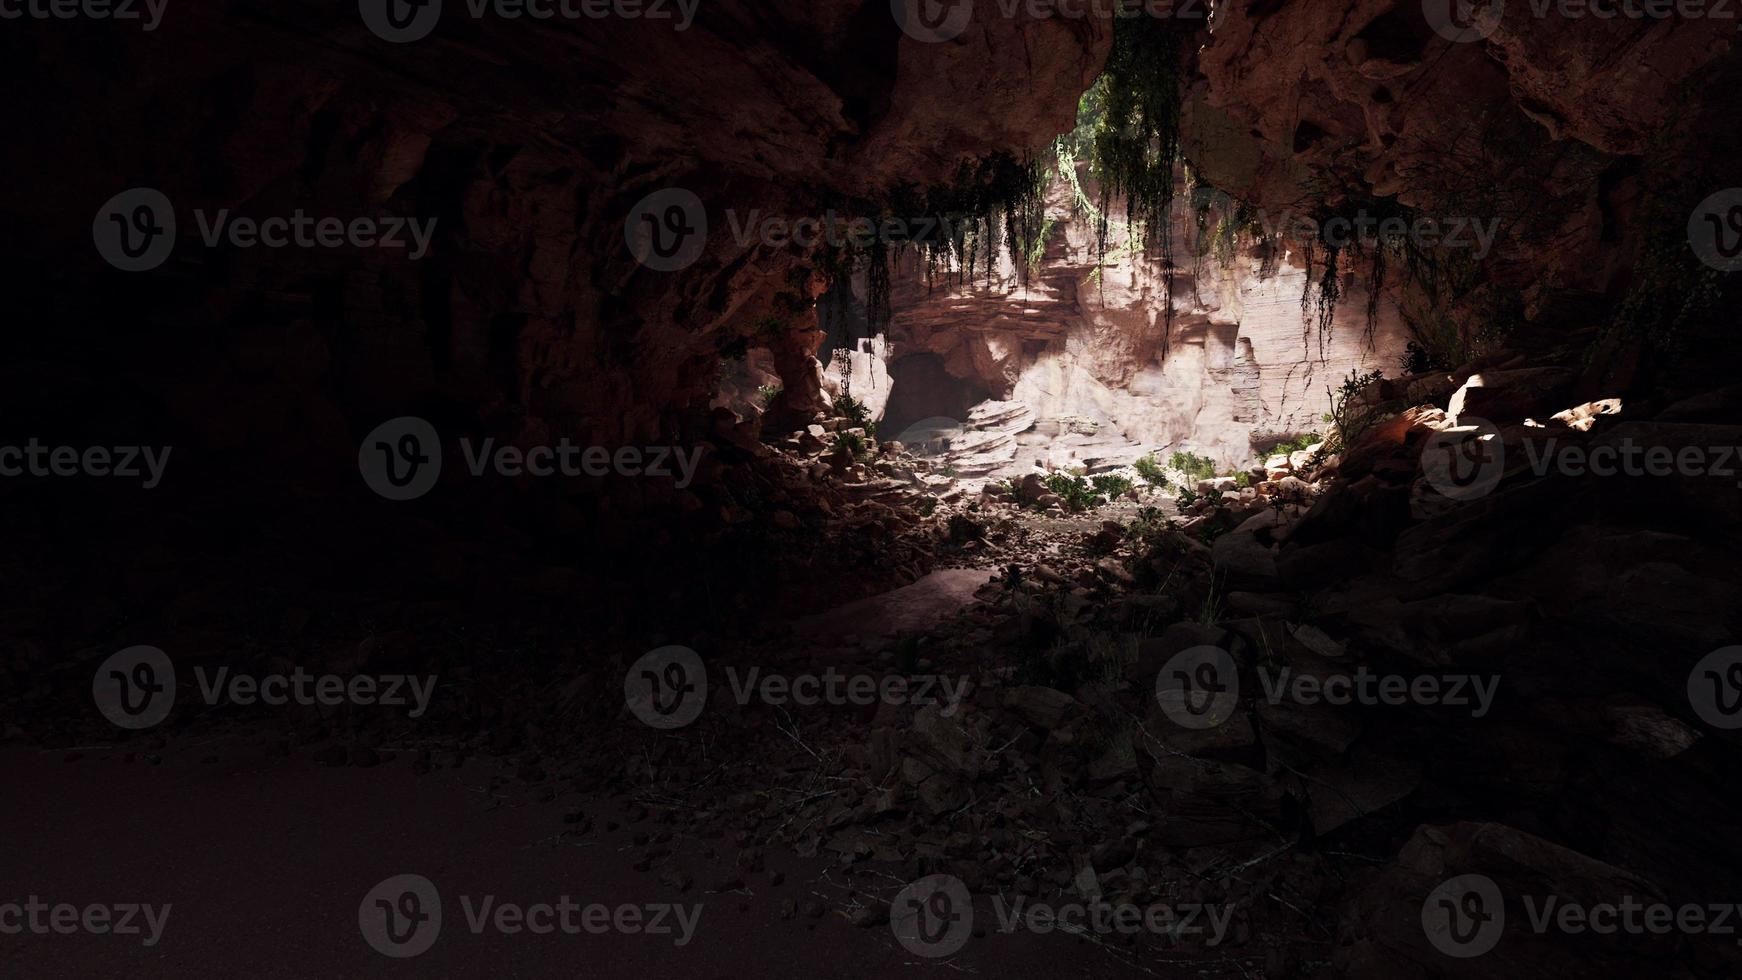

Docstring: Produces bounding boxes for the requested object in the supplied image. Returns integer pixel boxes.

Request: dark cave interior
[3,2,1742,976]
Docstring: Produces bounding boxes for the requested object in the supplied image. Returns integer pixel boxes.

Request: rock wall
[0,0,1112,471]
[879,169,1409,473]
[1184,0,1738,371]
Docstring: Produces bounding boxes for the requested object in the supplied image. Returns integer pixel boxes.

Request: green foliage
[1326,368,1386,452]
[1022,216,1057,275]
[1168,450,1217,483]
[813,150,1052,326]
[1268,432,1322,456]
[1173,486,1198,510]
[831,393,877,438]
[1401,284,1518,374]
[832,431,867,459]
[1234,471,1251,489]
[1043,472,1100,510]
[757,384,783,410]
[1089,15,1187,263]
[1090,473,1134,499]
[1133,453,1169,487]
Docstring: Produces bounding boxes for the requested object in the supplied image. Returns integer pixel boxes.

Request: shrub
[1133,453,1169,487]
[831,393,876,437]
[1168,450,1217,483]
[1268,432,1322,456]
[1043,472,1100,510]
[832,431,867,459]
[1091,473,1135,499]
[757,384,783,410]
[1326,368,1386,452]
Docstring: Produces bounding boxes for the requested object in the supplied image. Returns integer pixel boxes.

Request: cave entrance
[881,353,990,441]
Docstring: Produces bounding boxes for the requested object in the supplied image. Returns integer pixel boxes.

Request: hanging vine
[1089,16,1187,260]
[818,152,1053,325]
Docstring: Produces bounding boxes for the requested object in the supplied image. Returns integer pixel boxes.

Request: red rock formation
[1,0,1110,459]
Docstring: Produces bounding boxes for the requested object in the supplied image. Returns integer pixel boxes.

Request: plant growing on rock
[1168,450,1217,483]
[1324,368,1387,452]
[1266,432,1322,456]
[1043,472,1100,510]
[832,431,867,460]
[1090,473,1134,499]
[830,393,876,437]
[1133,453,1170,488]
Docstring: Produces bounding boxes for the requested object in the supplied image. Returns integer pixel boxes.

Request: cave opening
[7,4,1742,977]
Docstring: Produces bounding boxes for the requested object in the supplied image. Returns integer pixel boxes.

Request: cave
[4,2,1742,976]
[881,353,989,441]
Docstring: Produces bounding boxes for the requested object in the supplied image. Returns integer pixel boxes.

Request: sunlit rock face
[873,169,1409,473]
